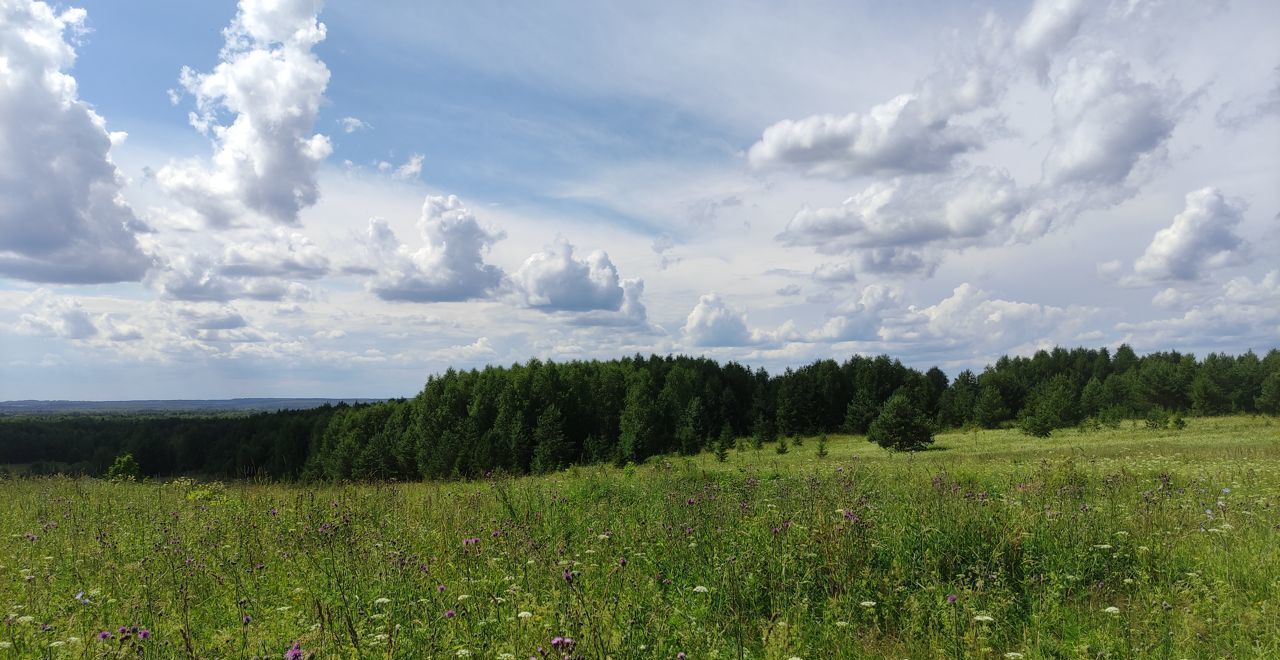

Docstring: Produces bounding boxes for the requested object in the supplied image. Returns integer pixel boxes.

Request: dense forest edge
[3,345,1279,480]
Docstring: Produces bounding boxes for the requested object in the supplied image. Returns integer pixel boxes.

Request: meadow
[1,416,1277,658]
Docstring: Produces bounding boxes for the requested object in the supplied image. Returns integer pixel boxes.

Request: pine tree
[816,433,828,458]
[867,391,934,451]
[972,385,1009,429]
[775,435,789,454]
[531,404,567,473]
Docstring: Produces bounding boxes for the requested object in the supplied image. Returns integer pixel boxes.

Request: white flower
[455,650,472,657]
[693,585,709,593]
[835,620,849,628]
[16,615,33,624]
[374,597,391,605]
[457,594,471,601]
[973,614,994,623]
[1103,606,1121,615]
[0,642,10,649]
[860,600,876,607]
[517,611,532,619]
[1004,653,1025,659]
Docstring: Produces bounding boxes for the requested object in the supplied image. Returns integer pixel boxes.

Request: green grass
[1,416,1278,658]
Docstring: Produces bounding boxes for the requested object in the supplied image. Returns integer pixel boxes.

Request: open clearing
[2,416,1277,658]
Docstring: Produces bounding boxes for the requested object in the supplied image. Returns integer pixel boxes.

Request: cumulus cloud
[147,230,325,302]
[157,0,331,226]
[364,195,506,303]
[0,0,151,283]
[681,292,794,348]
[514,240,628,311]
[1118,271,1280,350]
[1040,52,1180,190]
[880,283,1092,356]
[13,290,143,342]
[747,82,994,179]
[807,284,901,342]
[1132,187,1247,282]
[777,166,1025,274]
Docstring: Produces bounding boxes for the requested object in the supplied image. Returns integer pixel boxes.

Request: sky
[1,0,1277,400]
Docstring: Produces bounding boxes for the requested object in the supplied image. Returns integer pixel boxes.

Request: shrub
[106,453,141,482]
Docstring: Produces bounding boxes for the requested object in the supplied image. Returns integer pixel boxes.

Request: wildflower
[444,609,456,619]
[98,631,112,640]
[374,597,391,605]
[693,585,709,593]
[456,650,472,657]
[242,615,252,625]
[437,584,446,592]
[946,594,958,604]
[835,620,849,628]
[860,600,876,607]
[618,557,628,567]
[1004,654,1025,659]
[677,654,686,659]
[138,629,150,640]
[562,569,575,584]
[75,591,91,605]
[1103,606,1121,615]
[973,615,994,623]
[284,641,304,660]
[517,611,532,619]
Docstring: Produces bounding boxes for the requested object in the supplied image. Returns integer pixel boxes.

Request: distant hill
[0,398,383,416]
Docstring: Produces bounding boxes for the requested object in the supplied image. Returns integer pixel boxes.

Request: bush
[105,453,141,482]
[867,391,934,451]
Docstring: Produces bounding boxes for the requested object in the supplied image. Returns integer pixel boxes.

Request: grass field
[1,417,1278,658]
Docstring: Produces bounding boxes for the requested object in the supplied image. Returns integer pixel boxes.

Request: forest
[3,345,1278,480]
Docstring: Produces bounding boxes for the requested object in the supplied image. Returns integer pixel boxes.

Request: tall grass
[1,416,1277,658]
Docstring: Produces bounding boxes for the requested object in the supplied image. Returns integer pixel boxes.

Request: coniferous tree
[972,384,1009,429]
[868,391,934,451]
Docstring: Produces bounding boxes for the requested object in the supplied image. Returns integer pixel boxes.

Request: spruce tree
[816,433,829,458]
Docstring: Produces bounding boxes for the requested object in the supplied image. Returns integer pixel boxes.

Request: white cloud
[339,116,370,133]
[16,291,98,340]
[1014,0,1088,82]
[392,154,424,180]
[681,292,794,348]
[157,0,331,227]
[1132,187,1247,281]
[1040,51,1179,189]
[364,195,506,302]
[880,283,1092,357]
[807,284,901,342]
[514,240,628,311]
[146,229,325,302]
[0,0,151,283]
[777,166,1025,268]
[1118,271,1280,350]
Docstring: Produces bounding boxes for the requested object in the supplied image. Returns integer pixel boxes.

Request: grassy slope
[0,416,1277,658]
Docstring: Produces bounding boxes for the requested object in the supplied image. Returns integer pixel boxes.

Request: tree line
[2,346,1277,480]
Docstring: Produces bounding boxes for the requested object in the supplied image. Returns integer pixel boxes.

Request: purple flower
[284,641,304,660]
[678,653,687,659]
[437,584,446,592]
[562,569,575,584]
[242,614,252,625]
[138,629,150,640]
[618,557,627,567]
[444,609,456,619]
[946,593,958,604]
[98,631,111,640]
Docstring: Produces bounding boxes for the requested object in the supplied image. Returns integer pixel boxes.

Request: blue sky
[1,0,1277,399]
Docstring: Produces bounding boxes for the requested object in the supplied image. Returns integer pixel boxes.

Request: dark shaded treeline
[3,346,1278,480]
